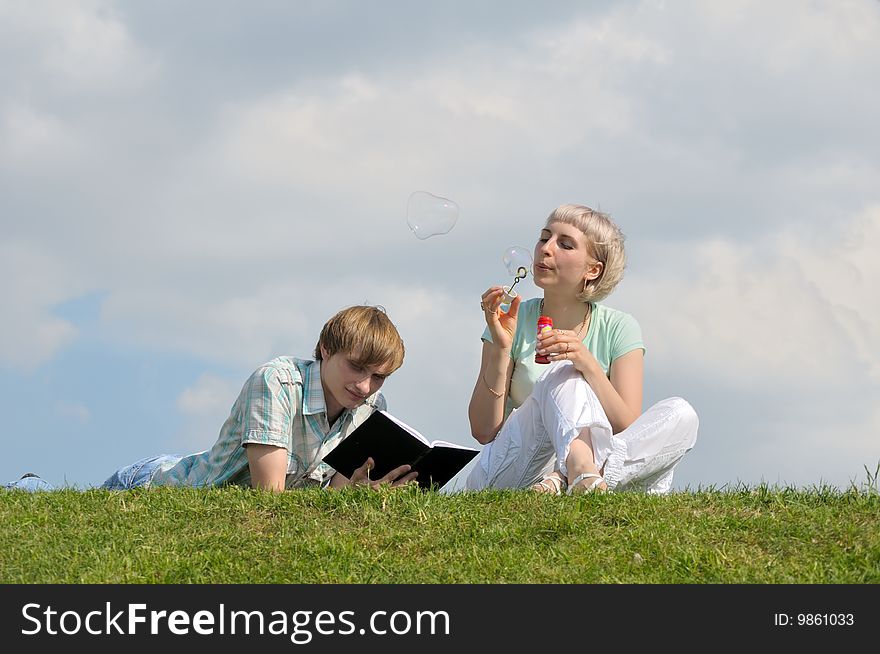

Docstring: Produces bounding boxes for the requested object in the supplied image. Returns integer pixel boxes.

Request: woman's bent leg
[603,397,699,493]
[531,362,614,480]
[465,394,556,490]
[467,362,614,490]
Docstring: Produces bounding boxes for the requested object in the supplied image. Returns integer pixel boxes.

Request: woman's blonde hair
[315,305,405,372]
[546,204,626,302]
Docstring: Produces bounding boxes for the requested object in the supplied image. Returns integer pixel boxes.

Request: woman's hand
[333,458,419,490]
[480,286,521,352]
[536,328,602,381]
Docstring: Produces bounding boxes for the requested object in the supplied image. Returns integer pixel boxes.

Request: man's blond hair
[314,305,405,372]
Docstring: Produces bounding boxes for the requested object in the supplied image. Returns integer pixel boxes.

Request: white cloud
[215,73,465,204]
[0,240,82,370]
[719,0,880,71]
[54,401,91,423]
[781,206,880,381]
[0,0,159,93]
[628,206,880,389]
[177,373,241,417]
[0,313,77,372]
[623,206,880,488]
[101,281,313,368]
[728,396,880,490]
[0,103,79,164]
[212,16,657,201]
[1,1,878,489]
[173,373,240,452]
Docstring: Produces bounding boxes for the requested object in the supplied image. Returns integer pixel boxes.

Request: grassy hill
[2,484,878,583]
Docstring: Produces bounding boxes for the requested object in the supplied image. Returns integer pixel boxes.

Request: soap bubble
[406,191,460,239]
[503,246,532,280]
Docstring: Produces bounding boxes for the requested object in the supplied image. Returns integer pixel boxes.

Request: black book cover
[323,410,479,490]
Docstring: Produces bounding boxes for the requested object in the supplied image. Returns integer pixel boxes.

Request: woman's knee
[666,397,699,449]
[537,362,583,388]
[536,362,598,406]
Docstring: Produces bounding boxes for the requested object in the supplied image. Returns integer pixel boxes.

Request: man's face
[319,347,395,413]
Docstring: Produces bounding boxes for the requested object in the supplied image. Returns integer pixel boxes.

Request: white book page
[380,410,429,446]
[380,411,475,450]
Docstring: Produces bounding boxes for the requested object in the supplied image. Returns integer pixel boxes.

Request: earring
[582,278,588,294]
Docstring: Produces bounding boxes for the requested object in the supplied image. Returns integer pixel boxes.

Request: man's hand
[336,457,418,489]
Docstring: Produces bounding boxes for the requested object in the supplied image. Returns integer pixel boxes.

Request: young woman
[466,204,698,494]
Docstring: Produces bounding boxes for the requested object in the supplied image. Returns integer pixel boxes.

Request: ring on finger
[565,342,570,353]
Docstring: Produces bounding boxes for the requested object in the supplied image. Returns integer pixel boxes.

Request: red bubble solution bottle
[535,315,553,364]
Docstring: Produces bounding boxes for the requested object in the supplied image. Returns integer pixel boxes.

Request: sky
[1,0,878,492]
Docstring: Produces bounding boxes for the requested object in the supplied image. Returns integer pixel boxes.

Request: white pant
[466,362,698,494]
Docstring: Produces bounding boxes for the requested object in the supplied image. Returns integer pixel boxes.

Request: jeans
[3,475,54,492]
[3,454,182,492]
[99,454,182,489]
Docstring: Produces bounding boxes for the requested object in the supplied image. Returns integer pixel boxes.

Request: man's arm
[245,444,288,492]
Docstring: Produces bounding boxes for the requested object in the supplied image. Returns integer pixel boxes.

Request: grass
[2,483,878,584]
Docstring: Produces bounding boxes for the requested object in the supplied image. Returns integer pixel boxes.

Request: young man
[5,305,416,492]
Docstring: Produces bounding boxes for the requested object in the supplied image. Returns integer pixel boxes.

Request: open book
[322,410,479,490]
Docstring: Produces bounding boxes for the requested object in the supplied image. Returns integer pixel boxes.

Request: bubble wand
[501,246,532,306]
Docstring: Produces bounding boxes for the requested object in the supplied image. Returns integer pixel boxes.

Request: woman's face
[532,221,601,293]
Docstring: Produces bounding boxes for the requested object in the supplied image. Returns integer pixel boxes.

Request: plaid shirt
[150,357,385,488]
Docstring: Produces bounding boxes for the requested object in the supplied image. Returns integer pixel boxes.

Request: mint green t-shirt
[482,298,645,416]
